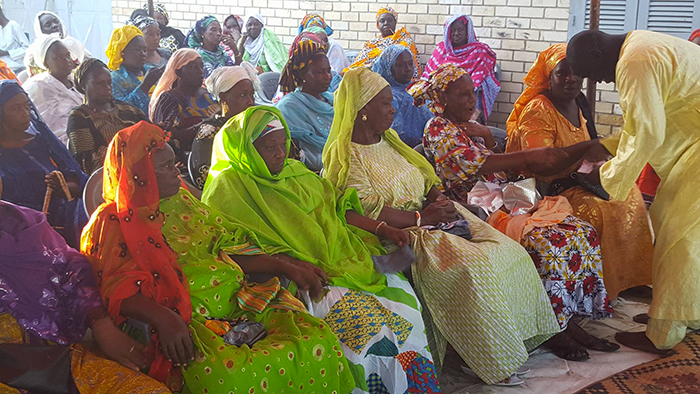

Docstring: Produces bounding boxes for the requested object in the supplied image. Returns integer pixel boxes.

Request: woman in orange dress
[506,43,653,299]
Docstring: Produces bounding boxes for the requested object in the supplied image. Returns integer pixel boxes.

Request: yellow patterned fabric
[345,139,561,383]
[506,93,654,298]
[0,313,169,394]
[604,31,700,347]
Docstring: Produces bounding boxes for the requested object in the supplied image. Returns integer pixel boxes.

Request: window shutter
[585,0,640,33]
[636,0,700,38]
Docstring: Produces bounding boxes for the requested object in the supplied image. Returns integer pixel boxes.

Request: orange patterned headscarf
[505,43,567,141]
[376,6,398,28]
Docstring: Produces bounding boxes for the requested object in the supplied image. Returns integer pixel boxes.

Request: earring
[362,114,368,121]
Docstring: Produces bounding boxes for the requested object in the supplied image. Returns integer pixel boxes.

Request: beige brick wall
[111,0,622,136]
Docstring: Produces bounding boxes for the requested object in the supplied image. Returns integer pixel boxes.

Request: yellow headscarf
[105,25,143,71]
[505,43,567,143]
[322,67,440,193]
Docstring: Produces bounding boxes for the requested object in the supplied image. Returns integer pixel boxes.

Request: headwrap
[225,15,244,31]
[279,40,326,93]
[105,25,144,71]
[127,14,159,33]
[205,62,259,99]
[422,14,500,120]
[408,62,468,115]
[95,121,191,382]
[298,13,333,36]
[322,67,440,191]
[505,43,567,140]
[258,119,284,139]
[186,15,218,48]
[74,58,108,94]
[142,3,169,24]
[0,80,27,118]
[34,11,67,38]
[376,6,398,28]
[33,34,62,70]
[690,28,700,41]
[243,14,267,68]
[149,48,200,118]
[371,44,410,87]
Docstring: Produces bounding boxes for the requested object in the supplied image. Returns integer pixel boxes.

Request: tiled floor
[440,290,658,394]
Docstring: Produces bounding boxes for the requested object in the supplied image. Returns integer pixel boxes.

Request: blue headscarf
[371,46,434,148]
[186,15,218,48]
[0,80,25,118]
[297,13,333,36]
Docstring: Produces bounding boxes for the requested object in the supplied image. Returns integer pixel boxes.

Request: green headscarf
[322,67,440,194]
[202,105,387,293]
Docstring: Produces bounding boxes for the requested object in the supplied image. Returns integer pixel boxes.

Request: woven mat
[577,332,700,394]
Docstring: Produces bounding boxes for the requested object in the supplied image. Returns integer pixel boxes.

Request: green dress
[160,188,355,394]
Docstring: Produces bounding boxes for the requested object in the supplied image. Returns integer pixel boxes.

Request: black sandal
[574,336,621,352]
[543,333,591,361]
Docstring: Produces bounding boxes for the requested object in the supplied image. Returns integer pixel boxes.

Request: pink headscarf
[149,48,201,118]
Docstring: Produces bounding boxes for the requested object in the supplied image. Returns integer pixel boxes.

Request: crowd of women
[1,3,684,393]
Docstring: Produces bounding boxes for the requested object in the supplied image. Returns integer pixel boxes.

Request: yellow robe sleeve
[600,54,669,201]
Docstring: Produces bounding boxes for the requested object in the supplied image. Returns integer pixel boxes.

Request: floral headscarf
[279,39,327,93]
[298,13,333,36]
[408,63,468,115]
[186,15,218,48]
[505,43,567,139]
[376,6,398,28]
[143,3,169,24]
[128,14,159,33]
[105,25,144,71]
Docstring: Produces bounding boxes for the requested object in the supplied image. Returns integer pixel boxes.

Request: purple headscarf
[0,201,103,344]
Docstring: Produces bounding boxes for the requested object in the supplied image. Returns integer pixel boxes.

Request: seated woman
[423,14,500,123]
[23,36,83,144]
[372,45,433,148]
[142,3,185,55]
[408,63,617,362]
[106,25,164,115]
[202,106,440,393]
[67,58,148,174]
[505,44,654,299]
[346,7,420,79]
[298,13,348,74]
[222,14,244,63]
[81,121,354,393]
[241,14,288,73]
[0,198,168,393]
[0,80,87,248]
[276,40,333,172]
[323,67,561,385]
[186,15,234,78]
[150,48,219,150]
[24,11,89,78]
[128,14,170,68]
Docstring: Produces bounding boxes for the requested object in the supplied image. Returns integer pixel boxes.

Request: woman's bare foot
[566,322,620,352]
[543,332,590,361]
[615,331,672,355]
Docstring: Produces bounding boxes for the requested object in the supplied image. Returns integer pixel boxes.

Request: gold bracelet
[374,221,387,235]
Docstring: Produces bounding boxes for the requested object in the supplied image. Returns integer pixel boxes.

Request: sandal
[566,322,620,353]
[633,313,650,325]
[543,332,590,361]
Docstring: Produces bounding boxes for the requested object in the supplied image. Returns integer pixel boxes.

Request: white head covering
[205,62,260,99]
[243,14,266,67]
[34,11,67,38]
[34,35,63,70]
[26,11,86,74]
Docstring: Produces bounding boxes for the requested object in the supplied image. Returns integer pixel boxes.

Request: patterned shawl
[298,13,333,36]
[408,62,469,116]
[279,39,327,93]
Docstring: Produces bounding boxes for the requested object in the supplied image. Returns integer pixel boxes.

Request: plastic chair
[345,50,360,65]
[188,138,214,190]
[82,167,104,217]
[257,72,280,103]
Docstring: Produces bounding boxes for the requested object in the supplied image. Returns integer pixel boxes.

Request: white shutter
[636,0,700,38]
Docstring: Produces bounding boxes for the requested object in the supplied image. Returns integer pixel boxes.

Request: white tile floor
[440,293,658,394]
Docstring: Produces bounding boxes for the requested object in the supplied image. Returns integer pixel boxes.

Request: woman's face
[377,14,396,38]
[450,20,468,48]
[154,12,168,26]
[203,21,223,48]
[143,24,161,52]
[153,143,181,199]
[122,35,147,70]
[549,59,583,102]
[246,18,263,40]
[39,14,62,37]
[177,58,205,90]
[362,86,395,133]
[45,41,76,79]
[224,18,241,36]
[219,79,255,118]
[444,75,476,123]
[314,31,329,50]
[84,66,114,105]
[1,94,32,135]
[301,55,332,94]
[391,51,413,85]
[254,128,287,175]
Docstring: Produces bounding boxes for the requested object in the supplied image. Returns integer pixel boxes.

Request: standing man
[567,29,700,353]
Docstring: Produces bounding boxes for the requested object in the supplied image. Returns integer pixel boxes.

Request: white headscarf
[243,14,266,67]
[205,62,260,99]
[26,11,87,74]
[34,11,67,38]
[34,35,62,70]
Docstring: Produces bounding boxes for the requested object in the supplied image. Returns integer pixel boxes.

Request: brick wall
[111,0,622,136]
